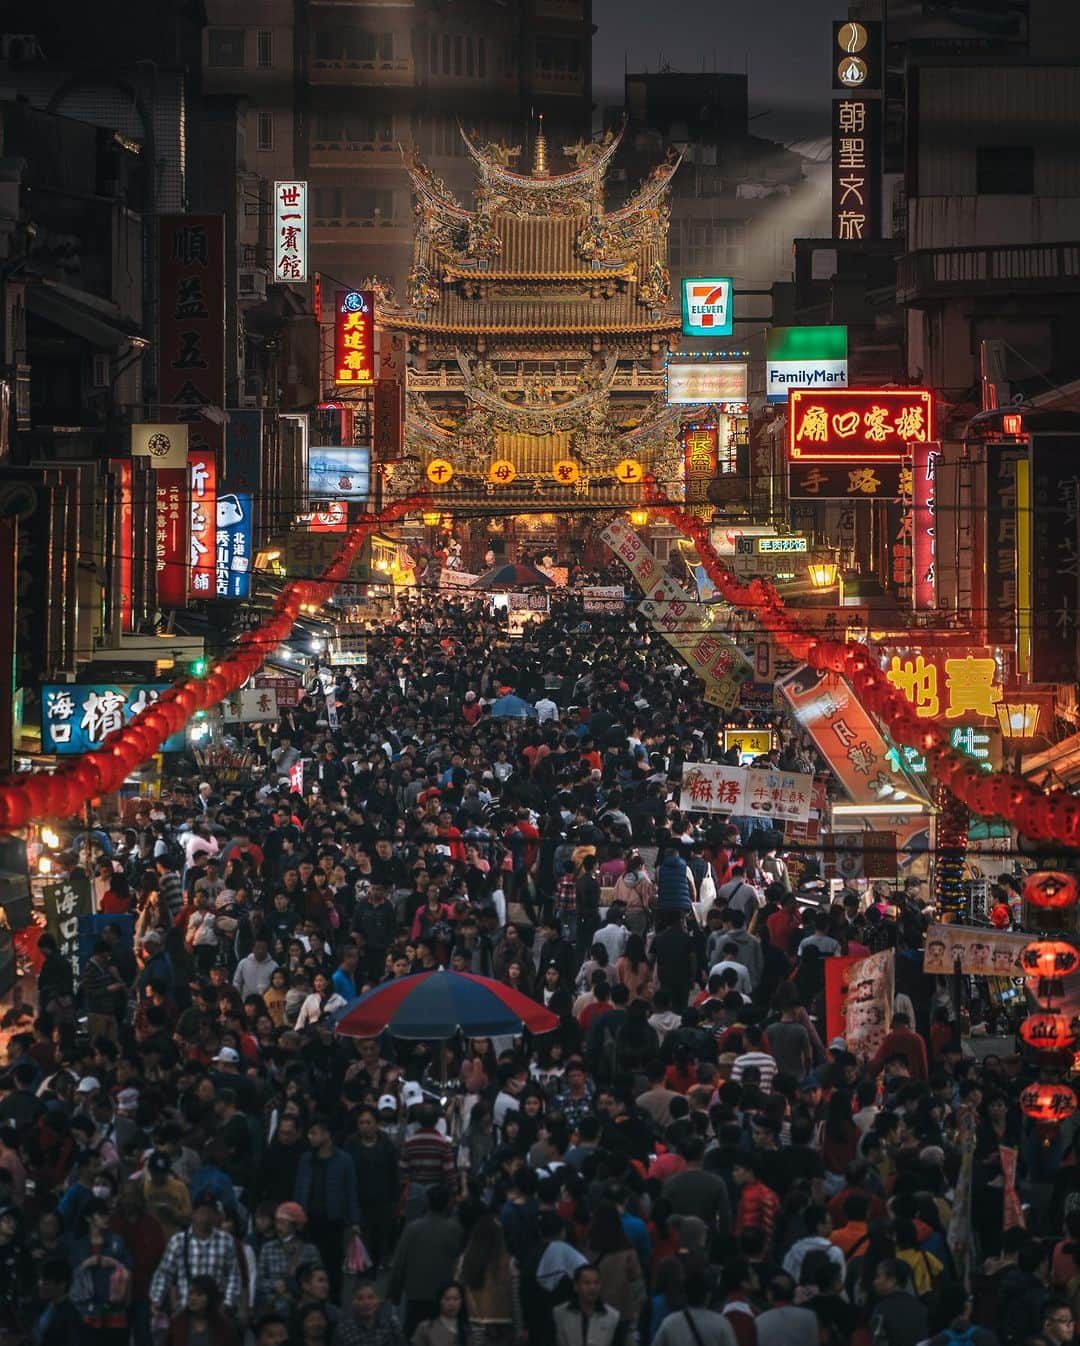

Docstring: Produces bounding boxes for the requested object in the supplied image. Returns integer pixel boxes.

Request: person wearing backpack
[923,1285,1000,1346]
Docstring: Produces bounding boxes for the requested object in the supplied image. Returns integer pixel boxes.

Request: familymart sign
[767,326,848,403]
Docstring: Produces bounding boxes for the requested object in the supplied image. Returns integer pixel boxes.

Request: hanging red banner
[154,467,188,607]
[333,290,375,387]
[913,441,940,610]
[188,450,217,598]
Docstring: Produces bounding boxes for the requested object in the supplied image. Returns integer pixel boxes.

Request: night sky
[593,0,848,141]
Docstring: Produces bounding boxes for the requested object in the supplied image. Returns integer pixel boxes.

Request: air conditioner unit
[238,268,267,299]
[92,353,110,389]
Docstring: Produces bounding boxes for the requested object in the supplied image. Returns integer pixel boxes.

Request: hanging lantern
[1020,1082,1078,1124]
[1019,1013,1079,1051]
[1023,870,1079,911]
[1019,940,1080,979]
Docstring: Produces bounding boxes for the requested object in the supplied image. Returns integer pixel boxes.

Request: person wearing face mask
[70,1196,132,1343]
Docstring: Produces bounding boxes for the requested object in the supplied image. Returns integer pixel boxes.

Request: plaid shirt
[254,1236,320,1315]
[555,873,577,914]
[150,1228,241,1309]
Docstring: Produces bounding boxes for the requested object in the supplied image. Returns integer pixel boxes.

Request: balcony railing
[309,56,414,85]
[898,241,1080,303]
[408,367,666,392]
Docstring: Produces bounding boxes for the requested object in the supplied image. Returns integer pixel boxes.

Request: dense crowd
[0,591,1067,1346]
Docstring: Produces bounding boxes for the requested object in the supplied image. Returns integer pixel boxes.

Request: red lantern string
[645,490,1080,846]
[0,496,426,828]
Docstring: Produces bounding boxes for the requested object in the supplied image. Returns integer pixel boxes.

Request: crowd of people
[0,590,1067,1346]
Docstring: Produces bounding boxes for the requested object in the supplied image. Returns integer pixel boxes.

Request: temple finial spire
[532,114,549,178]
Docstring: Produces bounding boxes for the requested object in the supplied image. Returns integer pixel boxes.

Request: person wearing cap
[142,1150,192,1243]
[150,1191,241,1316]
[253,1202,320,1318]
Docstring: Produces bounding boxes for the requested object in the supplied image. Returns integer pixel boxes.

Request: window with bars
[257,30,273,68]
[208,29,245,67]
[670,220,745,271]
[256,112,273,151]
[429,32,487,77]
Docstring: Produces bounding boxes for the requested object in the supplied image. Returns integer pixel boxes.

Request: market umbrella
[334,970,558,1040]
[490,693,538,719]
[474,563,555,589]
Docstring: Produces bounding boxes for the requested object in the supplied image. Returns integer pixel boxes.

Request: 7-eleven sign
[681,277,733,336]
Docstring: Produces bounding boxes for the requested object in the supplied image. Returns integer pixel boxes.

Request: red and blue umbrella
[474,563,554,589]
[333,969,559,1040]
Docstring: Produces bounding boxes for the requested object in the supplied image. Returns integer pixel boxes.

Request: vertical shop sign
[831,96,881,241]
[1028,434,1080,683]
[912,441,941,610]
[111,458,134,632]
[216,492,253,599]
[272,181,307,283]
[188,450,217,598]
[682,422,719,505]
[154,467,187,607]
[333,290,375,386]
[158,215,225,460]
[985,449,1021,646]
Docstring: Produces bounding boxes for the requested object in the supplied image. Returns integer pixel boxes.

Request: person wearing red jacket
[865,1013,929,1081]
[732,1155,780,1248]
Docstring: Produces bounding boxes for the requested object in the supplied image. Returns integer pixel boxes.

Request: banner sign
[778,664,928,804]
[507,592,549,612]
[272,181,307,283]
[333,289,375,386]
[111,458,134,633]
[42,683,186,755]
[1028,433,1080,684]
[222,687,279,723]
[154,467,188,607]
[600,519,678,599]
[884,647,1002,724]
[790,462,906,500]
[216,492,252,599]
[583,585,625,613]
[912,441,940,611]
[679,763,747,815]
[668,362,747,407]
[438,569,480,589]
[158,215,225,458]
[766,326,848,403]
[308,447,370,500]
[42,876,93,975]
[985,449,1021,646]
[683,422,719,504]
[289,760,304,795]
[825,948,894,1062]
[640,584,753,710]
[374,378,403,460]
[188,449,217,597]
[790,389,933,463]
[831,95,880,242]
[922,922,1029,977]
[255,674,302,708]
[681,764,813,823]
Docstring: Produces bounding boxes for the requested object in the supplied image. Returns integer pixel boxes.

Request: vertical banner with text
[158,215,225,462]
[912,441,940,610]
[188,449,217,598]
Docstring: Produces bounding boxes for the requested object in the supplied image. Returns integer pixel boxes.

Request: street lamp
[807,550,839,589]
[629,509,649,528]
[421,512,442,527]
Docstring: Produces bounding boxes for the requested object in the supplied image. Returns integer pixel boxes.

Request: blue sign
[216,491,252,599]
[308,448,370,501]
[41,684,186,755]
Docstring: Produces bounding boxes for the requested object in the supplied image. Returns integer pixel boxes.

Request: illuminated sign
[301,501,348,533]
[831,97,880,241]
[757,537,808,554]
[732,535,806,578]
[667,360,747,406]
[333,289,374,386]
[216,492,252,599]
[766,326,848,403]
[790,463,906,500]
[488,459,517,485]
[614,458,644,484]
[552,459,581,485]
[683,424,718,504]
[884,650,1002,723]
[154,468,187,607]
[131,424,189,471]
[832,20,881,91]
[789,389,933,463]
[912,441,941,611]
[723,729,774,759]
[158,215,225,462]
[681,278,733,337]
[188,450,216,598]
[272,181,308,283]
[426,458,454,486]
[42,684,186,755]
[308,448,370,500]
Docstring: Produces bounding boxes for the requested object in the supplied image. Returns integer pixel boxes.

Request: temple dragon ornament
[378,120,686,512]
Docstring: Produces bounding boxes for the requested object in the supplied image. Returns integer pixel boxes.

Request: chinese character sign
[913,441,941,611]
[831,96,880,241]
[745,768,815,824]
[223,687,279,723]
[885,648,1002,723]
[680,763,748,815]
[600,519,684,601]
[216,492,252,599]
[110,458,134,633]
[188,450,217,599]
[158,215,225,460]
[41,684,186,754]
[273,181,307,283]
[154,466,188,608]
[1027,433,1080,685]
[334,290,374,386]
[683,424,719,503]
[789,389,933,463]
[42,877,92,975]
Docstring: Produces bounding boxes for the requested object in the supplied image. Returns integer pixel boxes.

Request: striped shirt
[731,1049,777,1092]
[401,1127,456,1191]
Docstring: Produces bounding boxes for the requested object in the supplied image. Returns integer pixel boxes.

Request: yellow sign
[723,729,774,757]
[614,458,644,484]
[426,458,454,486]
[551,459,580,486]
[488,459,517,485]
[885,652,1002,722]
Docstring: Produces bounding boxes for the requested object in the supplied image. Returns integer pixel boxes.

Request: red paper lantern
[1020,940,1080,979]
[1020,1082,1078,1124]
[1020,1012,1079,1051]
[1023,871,1079,910]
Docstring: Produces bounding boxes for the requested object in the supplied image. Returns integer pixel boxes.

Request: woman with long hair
[822,1089,859,1187]
[455,1214,521,1346]
[614,933,653,1001]
[413,1281,469,1346]
[582,1200,645,1331]
[165,1274,239,1346]
[612,856,655,935]
[294,970,347,1030]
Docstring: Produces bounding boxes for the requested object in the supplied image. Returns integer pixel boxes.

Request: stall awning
[1023,729,1080,786]
[28,279,146,349]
